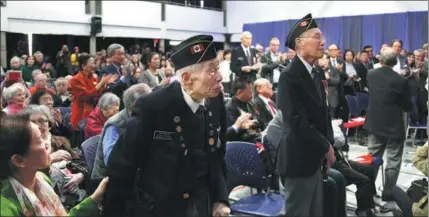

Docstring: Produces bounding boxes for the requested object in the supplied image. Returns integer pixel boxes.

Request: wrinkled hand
[325,145,336,169]
[64,173,84,193]
[90,177,109,205]
[50,150,72,163]
[336,63,343,72]
[160,78,170,86]
[53,109,63,124]
[212,202,230,217]
[233,113,252,130]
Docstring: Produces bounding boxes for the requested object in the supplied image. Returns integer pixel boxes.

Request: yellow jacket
[412,142,428,216]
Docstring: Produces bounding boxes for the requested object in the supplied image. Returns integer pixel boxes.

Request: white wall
[1,1,226,41]
[227,1,428,41]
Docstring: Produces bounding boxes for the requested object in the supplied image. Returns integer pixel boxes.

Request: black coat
[103,82,228,217]
[276,56,334,178]
[364,66,412,140]
[230,46,258,81]
[252,95,276,130]
[225,97,262,142]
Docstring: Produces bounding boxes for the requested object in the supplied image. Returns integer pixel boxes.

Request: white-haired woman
[84,92,120,139]
[2,83,28,115]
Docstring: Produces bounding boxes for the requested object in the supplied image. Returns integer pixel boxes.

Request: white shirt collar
[241,44,250,53]
[297,54,313,76]
[258,94,271,105]
[181,87,205,113]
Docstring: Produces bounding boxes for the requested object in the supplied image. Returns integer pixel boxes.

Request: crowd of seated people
[0,33,427,217]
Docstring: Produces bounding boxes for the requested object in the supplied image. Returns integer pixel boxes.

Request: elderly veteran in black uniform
[276,14,336,217]
[102,35,230,217]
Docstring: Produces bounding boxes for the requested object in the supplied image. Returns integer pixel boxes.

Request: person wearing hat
[102,35,230,217]
[276,14,336,217]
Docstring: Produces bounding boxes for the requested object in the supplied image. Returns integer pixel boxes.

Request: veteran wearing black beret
[276,14,336,216]
[103,35,230,217]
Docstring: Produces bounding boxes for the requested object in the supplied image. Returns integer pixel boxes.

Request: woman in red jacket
[84,92,120,139]
[69,53,117,130]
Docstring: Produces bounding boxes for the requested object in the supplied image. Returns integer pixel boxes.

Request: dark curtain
[243,11,427,54]
[342,15,362,52]
[382,13,409,49]
[361,14,384,53]
[408,11,428,52]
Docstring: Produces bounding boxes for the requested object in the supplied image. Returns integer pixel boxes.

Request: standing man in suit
[103,35,230,217]
[276,14,336,217]
[316,53,341,118]
[391,39,410,76]
[231,31,260,82]
[364,47,412,201]
[261,38,284,89]
[252,78,276,129]
[328,44,344,72]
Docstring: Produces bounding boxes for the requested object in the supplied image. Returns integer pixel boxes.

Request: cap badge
[191,44,205,54]
[300,21,308,27]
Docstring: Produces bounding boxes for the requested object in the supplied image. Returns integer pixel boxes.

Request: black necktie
[245,49,252,65]
[196,105,206,127]
[311,68,322,100]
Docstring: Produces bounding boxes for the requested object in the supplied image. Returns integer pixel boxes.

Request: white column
[89,0,97,55]
[0,31,6,67]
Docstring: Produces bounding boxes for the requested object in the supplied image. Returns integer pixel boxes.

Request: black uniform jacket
[276,56,334,178]
[103,81,228,217]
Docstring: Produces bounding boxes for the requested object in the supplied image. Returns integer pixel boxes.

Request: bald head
[380,47,398,67]
[240,31,253,48]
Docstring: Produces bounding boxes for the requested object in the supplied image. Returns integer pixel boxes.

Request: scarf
[8,172,68,216]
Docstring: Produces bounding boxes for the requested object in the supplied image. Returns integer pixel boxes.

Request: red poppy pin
[321,80,328,89]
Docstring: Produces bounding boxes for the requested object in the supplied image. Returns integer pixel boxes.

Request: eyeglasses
[31,118,48,125]
[300,35,325,41]
[40,97,53,102]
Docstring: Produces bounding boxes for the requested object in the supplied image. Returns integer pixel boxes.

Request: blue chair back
[225,142,267,193]
[345,95,360,117]
[356,93,369,113]
[81,135,101,176]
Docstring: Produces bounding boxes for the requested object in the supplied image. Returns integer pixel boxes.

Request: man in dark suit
[391,39,410,76]
[225,78,262,142]
[260,37,285,88]
[103,35,230,217]
[328,44,344,71]
[230,31,260,82]
[252,78,277,129]
[284,48,296,66]
[364,47,412,201]
[363,45,379,69]
[100,43,137,109]
[276,14,336,217]
[316,53,341,118]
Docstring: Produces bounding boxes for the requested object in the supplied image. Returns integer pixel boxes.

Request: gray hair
[422,43,428,49]
[175,63,202,82]
[32,69,42,78]
[34,73,47,81]
[123,83,152,110]
[33,51,43,57]
[253,78,270,94]
[3,83,26,103]
[98,92,120,110]
[20,104,54,126]
[414,49,424,55]
[10,56,20,65]
[107,43,124,57]
[380,47,398,67]
[240,31,252,40]
[55,77,68,86]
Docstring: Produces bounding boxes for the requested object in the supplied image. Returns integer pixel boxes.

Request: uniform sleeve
[277,70,330,157]
[68,197,99,217]
[102,125,120,165]
[103,116,146,217]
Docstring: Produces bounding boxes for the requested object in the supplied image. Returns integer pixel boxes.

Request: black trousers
[333,160,376,211]
[326,169,347,217]
[391,186,414,217]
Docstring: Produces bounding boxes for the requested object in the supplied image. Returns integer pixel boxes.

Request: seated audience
[252,78,276,129]
[84,92,120,139]
[29,90,73,138]
[391,142,428,217]
[2,83,27,115]
[28,74,56,95]
[69,53,117,130]
[0,114,109,216]
[54,77,72,107]
[91,83,151,184]
[226,78,263,142]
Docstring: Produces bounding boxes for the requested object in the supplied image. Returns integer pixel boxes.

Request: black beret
[286,13,318,50]
[169,35,217,71]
